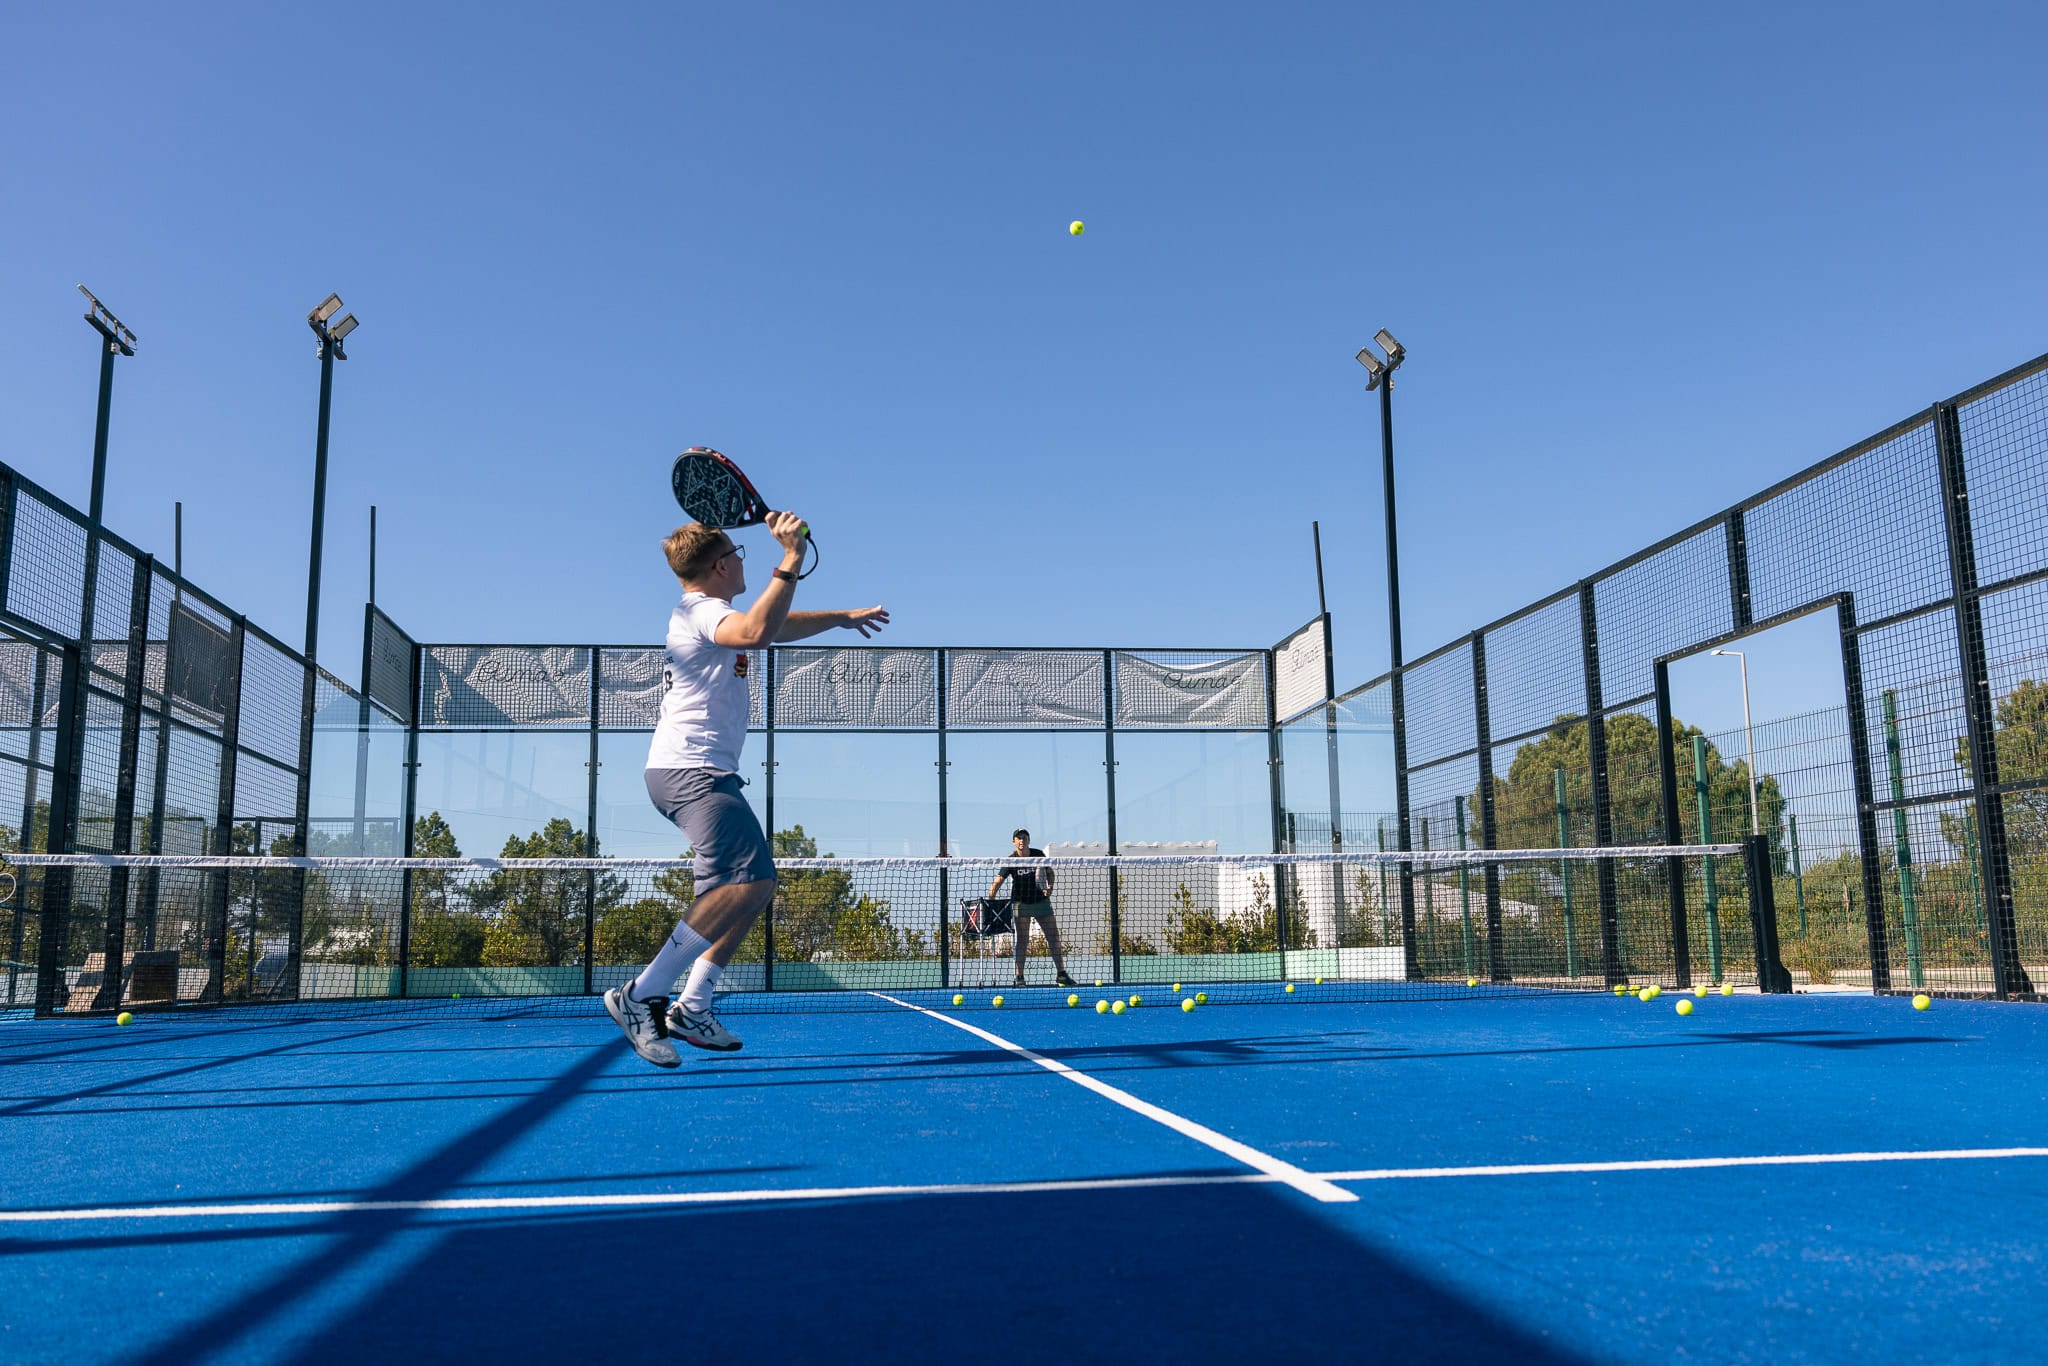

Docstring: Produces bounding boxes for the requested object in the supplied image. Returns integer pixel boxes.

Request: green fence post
[1419,815,1433,966]
[1455,794,1474,978]
[1789,813,1807,937]
[1882,689,1925,989]
[1554,767,1578,978]
[1377,818,1390,945]
[1963,811,1988,951]
[1695,735,1723,982]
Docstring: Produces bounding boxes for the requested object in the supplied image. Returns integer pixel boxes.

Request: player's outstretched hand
[766,510,808,557]
[843,606,890,638]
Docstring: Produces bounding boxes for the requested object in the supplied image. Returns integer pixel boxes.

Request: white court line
[1320,1147,2048,1182]
[872,992,1358,1203]
[4,1148,2044,1225]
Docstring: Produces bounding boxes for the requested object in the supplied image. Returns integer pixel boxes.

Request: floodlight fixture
[329,313,359,342]
[309,293,344,326]
[1373,328,1405,369]
[77,284,136,355]
[1355,346,1384,390]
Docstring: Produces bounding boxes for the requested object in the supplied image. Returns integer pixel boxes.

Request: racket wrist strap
[772,569,798,583]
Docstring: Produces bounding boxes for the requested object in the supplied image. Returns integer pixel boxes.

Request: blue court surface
[4,989,2045,1364]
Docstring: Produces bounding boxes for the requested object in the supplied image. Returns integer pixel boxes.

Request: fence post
[1789,813,1808,937]
[1579,583,1623,984]
[584,649,599,996]
[1695,735,1724,983]
[395,635,420,1001]
[1472,634,1506,981]
[763,648,776,993]
[1554,767,1579,978]
[1836,596,1893,992]
[1743,833,1792,993]
[34,642,85,1016]
[1881,688,1925,989]
[936,649,950,992]
[1266,648,1290,957]
[1103,650,1121,984]
[1934,401,2034,997]
[1653,660,1691,988]
[93,554,152,1010]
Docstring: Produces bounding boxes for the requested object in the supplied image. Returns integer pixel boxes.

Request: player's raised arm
[775,605,890,642]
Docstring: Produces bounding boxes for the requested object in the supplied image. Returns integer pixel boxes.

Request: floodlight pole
[80,286,136,525]
[1712,649,1760,836]
[1358,329,1414,975]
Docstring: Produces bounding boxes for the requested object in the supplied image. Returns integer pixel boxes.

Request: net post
[584,649,599,997]
[34,642,86,1017]
[1935,400,2034,997]
[1472,634,1507,982]
[93,553,153,1010]
[1743,833,1792,992]
[1835,595,1893,991]
[1579,583,1624,985]
[1103,649,1121,985]
[1653,659,1691,988]
[936,649,949,992]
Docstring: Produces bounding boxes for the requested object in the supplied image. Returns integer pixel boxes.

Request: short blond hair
[664,523,734,582]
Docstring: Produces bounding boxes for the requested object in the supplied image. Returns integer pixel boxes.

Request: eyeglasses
[720,544,746,563]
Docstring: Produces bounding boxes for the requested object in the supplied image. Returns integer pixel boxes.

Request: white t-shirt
[646,592,750,773]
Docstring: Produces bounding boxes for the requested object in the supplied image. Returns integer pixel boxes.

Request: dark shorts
[1014,898,1054,920]
[645,768,776,893]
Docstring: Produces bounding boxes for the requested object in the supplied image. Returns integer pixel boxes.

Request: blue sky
[5,1,2047,746]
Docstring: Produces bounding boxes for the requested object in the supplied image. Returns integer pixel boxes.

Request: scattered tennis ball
[1195,992,1208,1004]
[1613,984,1629,996]
[1172,983,1183,993]
[1111,1000,1127,1015]
[1096,999,1109,1014]
[1095,980,1103,987]
[1069,220,1085,236]
[952,994,964,1006]
[115,1011,133,1026]
[1913,993,1932,1011]
[1635,989,1649,1001]
[1645,985,1661,1000]
[992,995,1005,1008]
[1694,985,1707,997]
[1128,994,1142,1007]
[1285,983,1296,994]
[452,992,461,999]
[1181,998,1195,1013]
[1676,999,1694,1016]
[1067,993,1080,1007]
[1719,983,1734,997]
[1466,977,1478,988]
[1315,976,1325,985]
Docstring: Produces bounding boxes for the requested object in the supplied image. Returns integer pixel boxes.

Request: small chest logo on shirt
[733,653,749,678]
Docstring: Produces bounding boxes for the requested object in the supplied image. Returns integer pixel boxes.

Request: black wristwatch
[772,569,798,583]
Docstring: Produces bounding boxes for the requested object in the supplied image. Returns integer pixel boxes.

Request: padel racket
[670,447,819,578]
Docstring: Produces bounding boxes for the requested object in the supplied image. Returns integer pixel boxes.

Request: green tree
[761,825,925,962]
[473,818,620,968]
[598,867,694,965]
[407,812,487,968]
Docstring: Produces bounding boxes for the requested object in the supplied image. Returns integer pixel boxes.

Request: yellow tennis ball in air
[1676,999,1694,1016]
[952,994,964,1006]
[1720,983,1734,997]
[1195,992,1208,1004]
[992,995,1005,1008]
[1182,998,1196,1013]
[1096,999,1109,1014]
[115,1011,133,1026]
[1111,1000,1126,1015]
[1069,220,1085,236]
[1913,994,1932,1011]
[1067,993,1080,1007]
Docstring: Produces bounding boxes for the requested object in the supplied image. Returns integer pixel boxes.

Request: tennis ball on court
[1635,989,1648,1001]
[1719,984,1734,997]
[1067,993,1080,1007]
[1111,1000,1126,1015]
[1182,998,1195,1013]
[992,995,1005,1008]
[1195,992,1208,1004]
[1096,999,1109,1014]
[1913,994,1932,1011]
[1694,986,1707,997]
[1095,980,1103,987]
[1315,976,1324,985]
[452,992,461,999]
[1676,999,1694,1017]
[952,994,964,1006]
[1466,977,1478,988]
[1645,985,1661,1000]
[1285,983,1295,994]
[1613,984,1628,996]
[115,1011,133,1026]
[1172,983,1183,993]
[1069,220,1085,236]
[1129,994,1142,1007]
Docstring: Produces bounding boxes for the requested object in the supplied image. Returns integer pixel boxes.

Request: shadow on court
[283,1183,1590,1364]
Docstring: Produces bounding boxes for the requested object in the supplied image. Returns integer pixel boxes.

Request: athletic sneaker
[667,1002,744,1052]
[1054,970,1077,988]
[604,986,679,1069]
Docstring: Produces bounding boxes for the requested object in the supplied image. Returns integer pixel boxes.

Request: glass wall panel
[412,732,594,859]
[771,733,937,857]
[593,730,768,859]
[944,731,1108,857]
[1110,731,1273,854]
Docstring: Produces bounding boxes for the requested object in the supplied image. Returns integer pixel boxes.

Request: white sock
[680,958,724,1013]
[633,922,711,1000]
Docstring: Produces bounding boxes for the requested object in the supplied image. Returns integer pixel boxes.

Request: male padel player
[987,828,1077,989]
[606,512,889,1068]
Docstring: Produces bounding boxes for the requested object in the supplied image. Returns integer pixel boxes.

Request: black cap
[1012,828,1030,842]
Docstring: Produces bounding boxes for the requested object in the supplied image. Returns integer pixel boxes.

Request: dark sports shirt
[998,849,1049,903]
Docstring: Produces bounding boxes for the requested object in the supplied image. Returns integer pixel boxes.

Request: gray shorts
[645,768,776,892]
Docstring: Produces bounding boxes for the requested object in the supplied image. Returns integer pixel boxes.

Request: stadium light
[1710,649,1761,836]
[1355,347,1384,390]
[329,313,359,342]
[1373,328,1405,369]
[309,292,343,326]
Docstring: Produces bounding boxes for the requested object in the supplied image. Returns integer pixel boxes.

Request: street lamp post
[1710,648,1760,836]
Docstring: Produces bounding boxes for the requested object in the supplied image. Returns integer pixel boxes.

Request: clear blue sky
[5,1,2047,744]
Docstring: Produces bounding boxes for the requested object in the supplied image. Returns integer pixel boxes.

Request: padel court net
[5,844,1780,1017]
